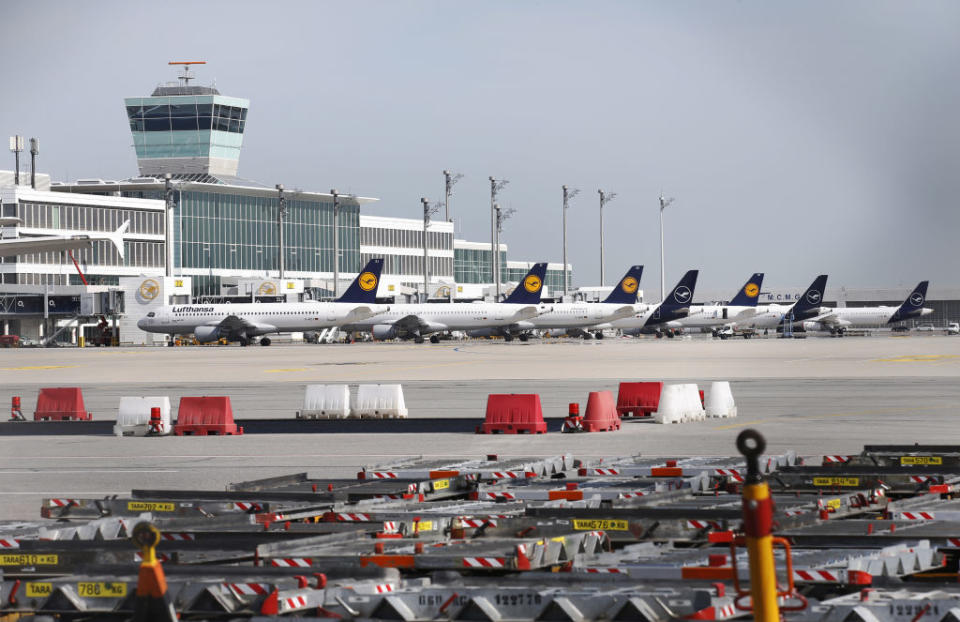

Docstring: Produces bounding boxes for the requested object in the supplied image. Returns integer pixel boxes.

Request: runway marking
[714,419,772,430]
[265,368,309,373]
[873,355,959,363]
[0,365,79,371]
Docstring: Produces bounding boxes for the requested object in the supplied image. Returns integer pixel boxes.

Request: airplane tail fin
[889,280,929,323]
[336,258,384,303]
[109,220,130,260]
[728,273,764,307]
[603,265,643,304]
[661,269,699,309]
[503,262,548,304]
[791,274,828,317]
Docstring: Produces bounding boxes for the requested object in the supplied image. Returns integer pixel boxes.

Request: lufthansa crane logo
[621,276,639,294]
[673,286,692,303]
[258,282,278,296]
[806,290,822,304]
[910,292,924,306]
[524,274,543,293]
[744,283,760,298]
[358,272,378,292]
[139,279,160,301]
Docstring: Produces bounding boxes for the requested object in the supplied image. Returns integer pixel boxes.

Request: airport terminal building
[0,69,571,342]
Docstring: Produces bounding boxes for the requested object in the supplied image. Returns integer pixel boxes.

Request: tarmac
[1,334,958,521]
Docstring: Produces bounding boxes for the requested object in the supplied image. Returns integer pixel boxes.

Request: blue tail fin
[790,274,828,319]
[728,273,764,307]
[644,269,698,326]
[502,262,548,304]
[663,269,698,308]
[603,265,643,304]
[336,258,384,303]
[889,281,929,323]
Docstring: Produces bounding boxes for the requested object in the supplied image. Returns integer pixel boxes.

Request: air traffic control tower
[124,62,249,178]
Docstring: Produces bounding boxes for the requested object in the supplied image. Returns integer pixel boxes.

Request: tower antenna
[168,61,207,86]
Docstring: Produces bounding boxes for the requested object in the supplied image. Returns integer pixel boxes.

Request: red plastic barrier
[477,394,547,434]
[616,382,663,418]
[582,391,621,432]
[174,396,243,436]
[34,387,92,421]
[699,389,705,407]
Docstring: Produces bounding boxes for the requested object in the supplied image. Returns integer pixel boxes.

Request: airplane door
[722,308,728,320]
[325,305,336,322]
[592,306,603,319]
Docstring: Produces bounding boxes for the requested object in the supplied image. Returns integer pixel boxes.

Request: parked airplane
[478,265,645,340]
[137,258,389,346]
[678,273,765,336]
[736,275,829,331]
[800,281,933,335]
[0,217,129,259]
[606,269,700,337]
[351,263,552,343]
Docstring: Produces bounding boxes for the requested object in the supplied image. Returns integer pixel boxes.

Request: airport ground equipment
[9,395,24,421]
[8,445,960,619]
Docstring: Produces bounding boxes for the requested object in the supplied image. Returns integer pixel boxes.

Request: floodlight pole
[488,177,508,299]
[276,184,286,280]
[562,185,579,297]
[422,197,430,303]
[659,195,674,301]
[598,190,616,286]
[163,174,175,278]
[29,138,38,190]
[331,189,340,298]
[443,170,462,223]
[9,136,23,186]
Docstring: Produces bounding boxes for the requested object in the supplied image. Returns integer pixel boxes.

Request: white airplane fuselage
[528,303,639,329]
[804,306,933,330]
[353,302,552,335]
[138,302,389,337]
[677,305,758,329]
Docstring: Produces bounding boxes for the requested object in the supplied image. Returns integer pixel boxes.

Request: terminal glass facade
[454,246,508,284]
[503,265,570,293]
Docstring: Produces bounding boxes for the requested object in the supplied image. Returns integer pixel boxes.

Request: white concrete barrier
[114,396,171,436]
[706,381,737,418]
[653,384,704,424]
[652,385,683,424]
[297,384,351,419]
[354,384,409,419]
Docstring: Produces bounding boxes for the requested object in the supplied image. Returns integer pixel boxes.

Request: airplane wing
[610,304,638,321]
[210,315,277,337]
[509,305,551,321]
[343,304,389,323]
[389,314,447,336]
[0,220,129,259]
[805,311,840,326]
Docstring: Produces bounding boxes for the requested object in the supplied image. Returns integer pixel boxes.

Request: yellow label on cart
[900,456,942,466]
[0,554,58,565]
[417,521,434,532]
[77,582,127,597]
[127,501,175,512]
[432,479,450,490]
[572,519,629,531]
[812,477,860,487]
[825,498,842,510]
[26,583,52,598]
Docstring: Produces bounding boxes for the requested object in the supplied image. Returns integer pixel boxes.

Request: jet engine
[372,324,399,340]
[193,326,221,343]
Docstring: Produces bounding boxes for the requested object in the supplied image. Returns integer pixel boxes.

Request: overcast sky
[3,1,958,292]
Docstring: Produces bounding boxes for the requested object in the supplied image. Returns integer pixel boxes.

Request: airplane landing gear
[260,337,271,346]
[504,334,514,342]
[239,335,250,347]
[429,335,440,344]
[414,335,425,344]
[519,333,529,342]
[594,331,604,340]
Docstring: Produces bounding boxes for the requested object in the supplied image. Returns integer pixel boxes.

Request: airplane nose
[137,318,147,330]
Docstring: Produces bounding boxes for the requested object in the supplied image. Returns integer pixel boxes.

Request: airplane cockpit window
[147,312,156,317]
